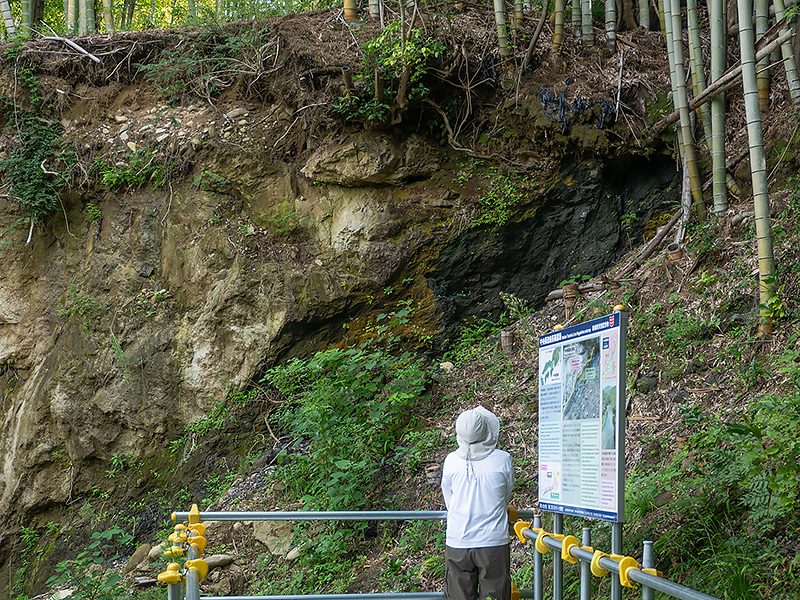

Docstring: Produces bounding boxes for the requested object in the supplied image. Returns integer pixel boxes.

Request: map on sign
[537,311,627,522]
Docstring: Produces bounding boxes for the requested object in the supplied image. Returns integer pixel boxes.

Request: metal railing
[159,506,721,600]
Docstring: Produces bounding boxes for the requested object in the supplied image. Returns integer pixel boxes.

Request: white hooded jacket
[441,406,514,548]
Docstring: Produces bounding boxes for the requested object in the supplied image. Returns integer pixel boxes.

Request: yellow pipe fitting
[534,530,551,554]
[189,535,207,556]
[186,558,209,582]
[164,545,185,558]
[189,523,206,537]
[188,504,201,524]
[560,535,580,564]
[590,550,609,577]
[642,567,663,577]
[510,581,521,600]
[168,531,187,544]
[507,505,519,523]
[157,562,182,585]
[617,556,641,588]
[513,521,531,544]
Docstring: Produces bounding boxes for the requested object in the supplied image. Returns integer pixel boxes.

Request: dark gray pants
[444,545,511,600]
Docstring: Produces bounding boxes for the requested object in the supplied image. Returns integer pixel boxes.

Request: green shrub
[266,344,432,511]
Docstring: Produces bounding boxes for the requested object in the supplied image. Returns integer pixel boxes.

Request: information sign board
[537,311,627,522]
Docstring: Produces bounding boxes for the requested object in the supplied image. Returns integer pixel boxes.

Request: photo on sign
[562,338,600,421]
[601,385,617,450]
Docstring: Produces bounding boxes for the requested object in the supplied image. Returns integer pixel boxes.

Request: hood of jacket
[455,406,500,461]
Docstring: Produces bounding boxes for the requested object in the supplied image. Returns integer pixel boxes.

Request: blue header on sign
[539,313,620,349]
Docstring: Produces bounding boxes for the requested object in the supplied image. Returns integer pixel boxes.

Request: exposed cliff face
[0,14,678,592]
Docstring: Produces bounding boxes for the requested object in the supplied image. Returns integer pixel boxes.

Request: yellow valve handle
[189,523,206,537]
[510,581,521,600]
[186,558,209,582]
[617,556,641,588]
[560,535,580,564]
[157,563,182,585]
[590,550,609,577]
[189,535,207,556]
[513,521,531,544]
[188,504,201,524]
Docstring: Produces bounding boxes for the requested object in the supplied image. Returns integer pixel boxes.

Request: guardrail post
[610,522,623,600]
[580,528,591,600]
[553,514,563,600]
[167,582,181,600]
[641,541,654,600]
[186,541,200,600]
[533,512,543,600]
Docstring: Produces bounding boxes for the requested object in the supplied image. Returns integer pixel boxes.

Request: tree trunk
[125,0,135,29]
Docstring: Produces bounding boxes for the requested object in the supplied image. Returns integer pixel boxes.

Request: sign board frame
[537,310,627,522]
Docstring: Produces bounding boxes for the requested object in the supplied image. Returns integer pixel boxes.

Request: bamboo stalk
[710,0,728,215]
[652,28,794,132]
[344,0,357,20]
[687,0,713,140]
[493,0,510,56]
[66,0,76,33]
[773,0,800,103]
[78,0,87,35]
[572,0,581,38]
[21,0,30,34]
[605,0,616,51]
[103,0,114,33]
[582,0,594,43]
[738,0,777,334]
[0,0,13,36]
[553,0,566,52]
[669,0,706,220]
[755,0,771,111]
[639,0,649,29]
[87,0,96,32]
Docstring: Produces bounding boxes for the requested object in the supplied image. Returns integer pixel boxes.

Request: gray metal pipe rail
[171,509,538,522]
[519,525,720,600]
[164,507,723,600]
[197,594,538,600]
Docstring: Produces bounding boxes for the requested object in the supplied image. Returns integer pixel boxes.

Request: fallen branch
[617,209,683,277]
[519,0,549,75]
[544,277,637,302]
[42,35,101,63]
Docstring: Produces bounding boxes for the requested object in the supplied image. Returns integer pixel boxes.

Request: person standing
[441,406,514,600]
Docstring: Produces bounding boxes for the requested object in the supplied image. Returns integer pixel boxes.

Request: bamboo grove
[1,0,798,330]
